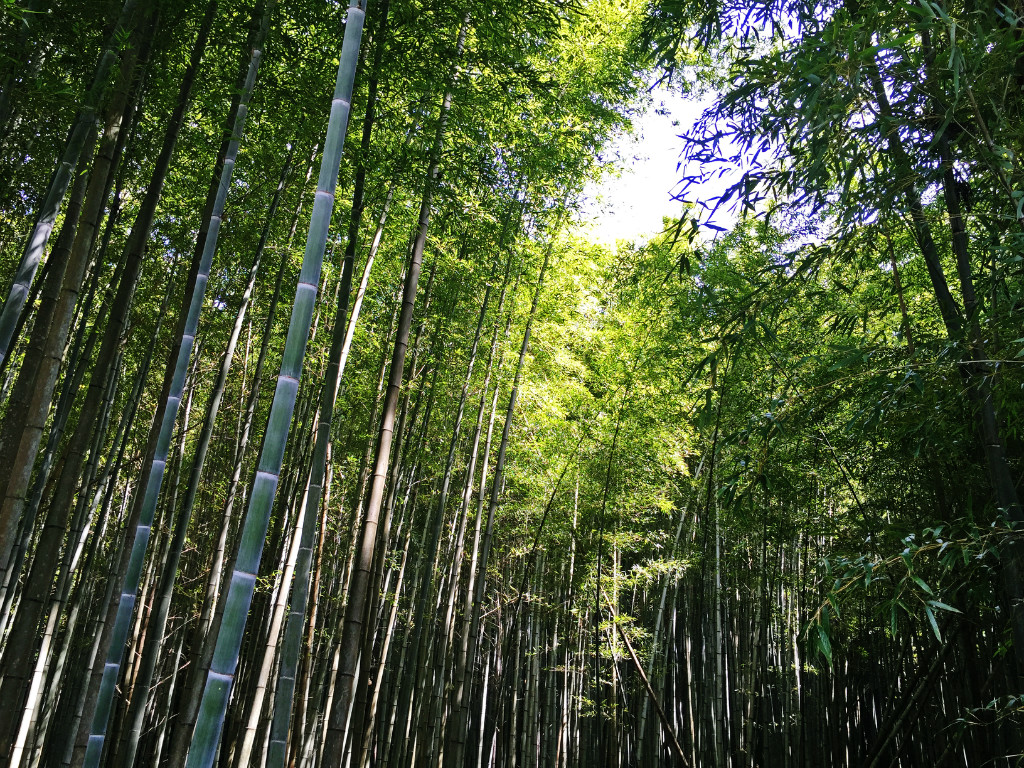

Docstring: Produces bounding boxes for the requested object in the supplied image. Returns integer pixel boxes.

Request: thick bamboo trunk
[85,9,272,765]
[264,4,392,758]
[163,233,297,768]
[10,265,177,768]
[182,6,366,764]
[32,255,170,768]
[115,146,291,768]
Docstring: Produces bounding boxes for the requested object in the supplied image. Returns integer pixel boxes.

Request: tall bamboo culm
[79,7,272,765]
[182,3,368,765]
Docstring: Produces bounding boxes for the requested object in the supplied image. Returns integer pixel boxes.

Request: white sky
[579,87,734,247]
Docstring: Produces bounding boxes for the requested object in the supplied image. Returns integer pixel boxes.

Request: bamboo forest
[2,0,1024,765]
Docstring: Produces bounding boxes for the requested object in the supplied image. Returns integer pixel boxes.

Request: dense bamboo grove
[0,0,1022,766]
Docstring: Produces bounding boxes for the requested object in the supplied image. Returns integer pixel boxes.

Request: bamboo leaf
[923,602,942,641]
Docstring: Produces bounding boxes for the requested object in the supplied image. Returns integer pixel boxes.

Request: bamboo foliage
[0,0,1021,766]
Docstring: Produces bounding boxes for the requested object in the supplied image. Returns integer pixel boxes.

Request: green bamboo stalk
[183,4,368,765]
[81,6,272,766]
[265,5,392,760]
[162,141,319,768]
[0,0,139,366]
[116,147,292,768]
[445,289,508,768]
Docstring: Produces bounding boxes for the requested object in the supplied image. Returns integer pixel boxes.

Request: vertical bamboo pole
[183,4,367,764]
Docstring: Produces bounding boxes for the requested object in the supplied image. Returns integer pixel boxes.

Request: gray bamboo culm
[183,3,368,766]
[0,0,139,366]
[81,7,272,767]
